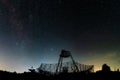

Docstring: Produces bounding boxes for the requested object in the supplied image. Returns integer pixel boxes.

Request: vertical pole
[70,55,79,72]
[59,57,63,72]
[56,57,62,73]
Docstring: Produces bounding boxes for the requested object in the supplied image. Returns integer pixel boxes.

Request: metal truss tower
[37,50,94,74]
[56,49,79,73]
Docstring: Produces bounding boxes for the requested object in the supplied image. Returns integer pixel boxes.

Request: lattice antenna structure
[56,49,79,73]
[37,50,94,74]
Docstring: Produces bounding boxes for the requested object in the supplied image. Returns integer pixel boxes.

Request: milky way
[0,0,120,72]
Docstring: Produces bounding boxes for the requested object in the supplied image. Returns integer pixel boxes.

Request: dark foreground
[0,70,120,80]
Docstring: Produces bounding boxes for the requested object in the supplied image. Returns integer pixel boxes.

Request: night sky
[0,0,120,72]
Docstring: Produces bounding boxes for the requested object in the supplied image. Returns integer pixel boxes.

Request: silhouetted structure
[1,50,120,80]
[102,64,111,72]
[0,59,120,80]
[56,49,79,73]
[37,50,94,74]
[28,66,36,73]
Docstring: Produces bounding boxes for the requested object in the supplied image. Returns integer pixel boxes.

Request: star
[58,0,62,4]
[15,42,19,46]
[50,48,54,52]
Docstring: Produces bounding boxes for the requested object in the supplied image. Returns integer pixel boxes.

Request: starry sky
[0,0,120,72]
